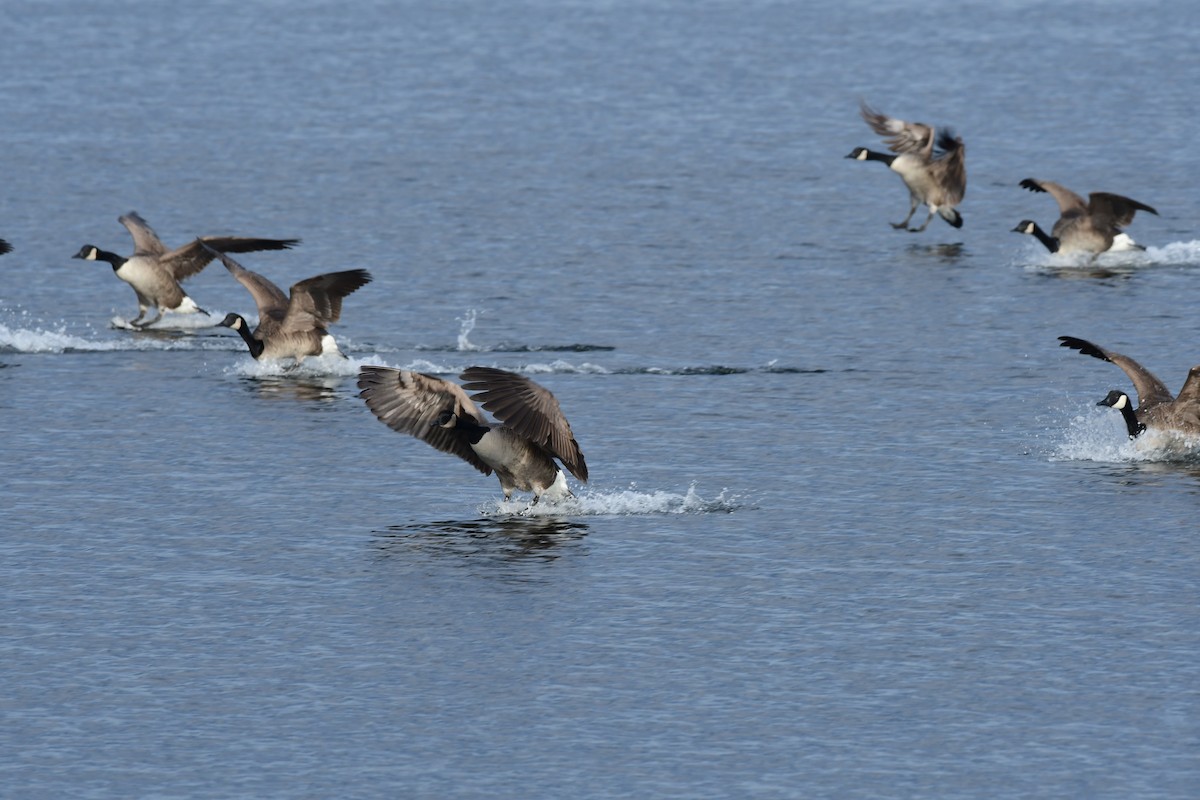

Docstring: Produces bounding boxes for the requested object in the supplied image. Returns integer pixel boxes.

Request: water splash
[479,483,744,517]
[1055,411,1200,463]
[0,321,117,353]
[457,308,481,351]
[1020,239,1200,274]
[224,353,465,379]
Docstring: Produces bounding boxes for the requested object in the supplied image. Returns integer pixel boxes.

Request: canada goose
[846,101,966,232]
[74,212,299,328]
[202,243,371,361]
[1014,179,1158,255]
[0,239,11,255]
[357,366,588,503]
[1058,335,1200,439]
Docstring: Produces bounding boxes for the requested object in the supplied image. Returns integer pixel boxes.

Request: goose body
[205,244,371,362]
[847,101,966,232]
[74,212,299,327]
[1058,335,1200,438]
[1015,179,1157,255]
[357,366,588,502]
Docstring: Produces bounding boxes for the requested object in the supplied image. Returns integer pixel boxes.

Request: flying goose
[1058,335,1200,439]
[1014,179,1158,255]
[357,366,588,503]
[74,212,299,328]
[202,244,372,362]
[846,101,966,232]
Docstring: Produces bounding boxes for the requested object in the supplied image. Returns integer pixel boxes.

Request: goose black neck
[1030,225,1059,253]
[859,149,896,166]
[1117,403,1146,439]
[456,417,490,445]
[94,249,128,271]
[231,318,264,358]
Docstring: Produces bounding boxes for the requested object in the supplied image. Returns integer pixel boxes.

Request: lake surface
[3,1,1199,797]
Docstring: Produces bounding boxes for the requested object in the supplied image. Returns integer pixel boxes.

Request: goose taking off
[1014,179,1158,255]
[202,244,371,362]
[846,101,966,232]
[357,366,588,503]
[74,212,299,327]
[1058,335,1200,439]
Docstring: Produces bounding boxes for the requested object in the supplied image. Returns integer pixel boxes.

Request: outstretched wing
[1058,336,1174,409]
[200,244,290,332]
[162,235,300,282]
[460,366,588,481]
[860,101,935,157]
[281,270,373,334]
[1020,179,1087,216]
[119,212,167,257]
[1087,193,1158,230]
[357,367,493,475]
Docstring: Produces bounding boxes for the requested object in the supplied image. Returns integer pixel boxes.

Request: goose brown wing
[859,101,934,156]
[357,367,492,475]
[200,244,289,335]
[460,367,588,481]
[1173,367,1200,408]
[118,212,167,257]
[280,270,373,334]
[1086,193,1158,230]
[164,235,300,282]
[1020,179,1086,215]
[927,130,966,203]
[1058,336,1174,409]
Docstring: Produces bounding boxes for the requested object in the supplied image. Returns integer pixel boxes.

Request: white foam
[478,483,744,517]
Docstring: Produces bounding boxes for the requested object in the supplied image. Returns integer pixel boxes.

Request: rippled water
[4,1,1200,797]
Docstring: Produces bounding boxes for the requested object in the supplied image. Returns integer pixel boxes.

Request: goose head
[1011,220,1038,236]
[217,312,247,331]
[73,245,99,260]
[433,409,458,429]
[1098,389,1146,438]
[845,147,869,160]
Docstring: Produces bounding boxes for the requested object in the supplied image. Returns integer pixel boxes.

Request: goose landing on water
[846,101,966,232]
[357,366,588,505]
[202,244,371,363]
[1058,336,1200,439]
[74,212,299,328]
[1014,179,1158,256]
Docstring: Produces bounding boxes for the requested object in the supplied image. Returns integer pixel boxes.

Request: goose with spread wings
[846,101,966,232]
[358,366,588,503]
[73,211,299,327]
[1014,179,1157,255]
[1058,336,1200,439]
[203,244,372,362]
